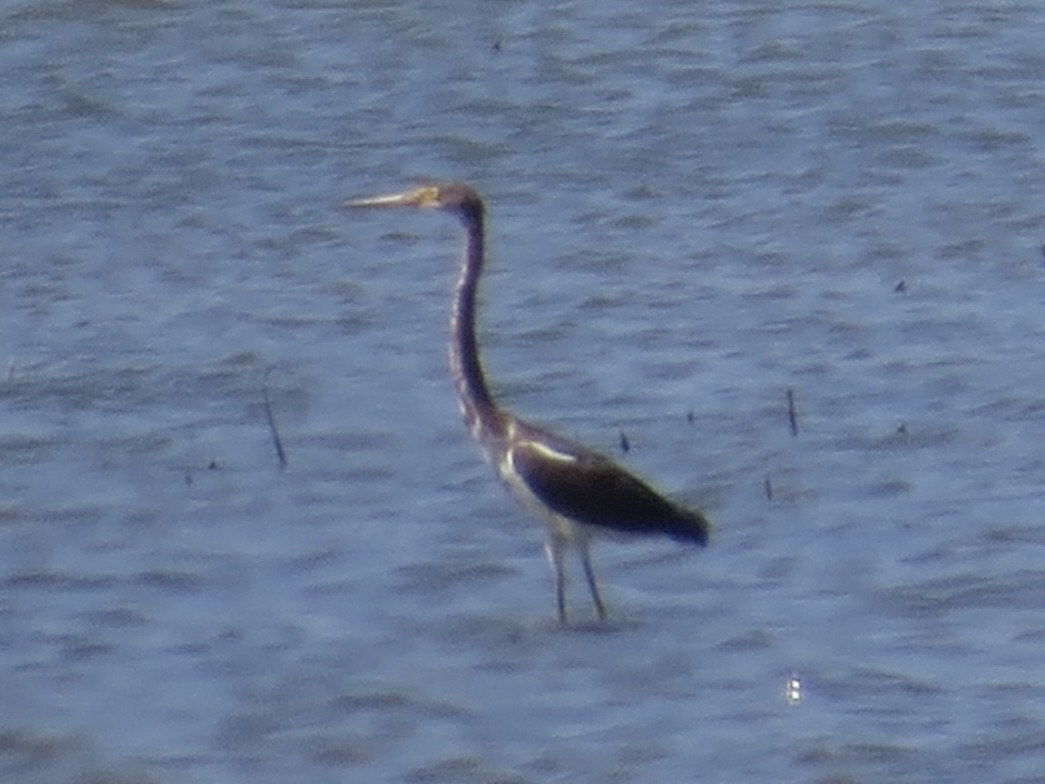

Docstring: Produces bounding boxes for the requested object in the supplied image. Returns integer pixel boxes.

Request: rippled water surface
[3,1,1045,782]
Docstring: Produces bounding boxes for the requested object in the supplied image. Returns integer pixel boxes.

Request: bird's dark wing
[506,426,709,545]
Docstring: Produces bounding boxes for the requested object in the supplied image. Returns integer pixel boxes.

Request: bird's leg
[579,545,607,621]
[544,537,568,623]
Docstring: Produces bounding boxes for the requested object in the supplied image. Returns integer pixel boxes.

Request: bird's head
[345,182,483,222]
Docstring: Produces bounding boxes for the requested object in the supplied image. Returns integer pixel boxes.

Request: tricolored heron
[347,183,710,622]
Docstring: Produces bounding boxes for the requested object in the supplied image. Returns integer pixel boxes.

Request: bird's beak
[344,192,412,209]
[344,186,436,210]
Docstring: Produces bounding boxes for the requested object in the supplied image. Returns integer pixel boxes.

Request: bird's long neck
[449,204,504,448]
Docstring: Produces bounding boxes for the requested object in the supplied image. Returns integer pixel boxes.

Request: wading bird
[347,183,709,622]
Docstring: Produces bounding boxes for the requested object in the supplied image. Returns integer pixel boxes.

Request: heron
[346,183,710,622]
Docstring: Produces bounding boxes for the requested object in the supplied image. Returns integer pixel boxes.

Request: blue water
[3,1,1045,782]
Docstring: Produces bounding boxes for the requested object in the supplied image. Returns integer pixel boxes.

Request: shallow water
[3,1,1045,782]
